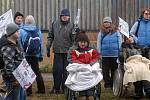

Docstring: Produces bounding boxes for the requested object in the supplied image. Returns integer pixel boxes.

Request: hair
[14,12,24,20]
[99,23,117,34]
[25,15,35,25]
[140,8,150,17]
[76,30,90,45]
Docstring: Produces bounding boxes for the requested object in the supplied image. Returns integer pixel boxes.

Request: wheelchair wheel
[65,88,77,100]
[113,65,124,97]
[94,83,101,100]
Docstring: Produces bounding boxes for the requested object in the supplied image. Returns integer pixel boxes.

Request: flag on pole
[0,9,13,38]
[118,17,129,38]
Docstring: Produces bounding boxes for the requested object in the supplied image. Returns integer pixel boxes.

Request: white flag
[118,17,129,38]
[13,59,36,89]
[0,9,14,38]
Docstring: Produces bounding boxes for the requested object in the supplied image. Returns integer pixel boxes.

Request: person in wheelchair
[65,31,103,100]
[119,36,150,99]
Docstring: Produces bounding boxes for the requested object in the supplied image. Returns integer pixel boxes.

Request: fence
[0,0,150,31]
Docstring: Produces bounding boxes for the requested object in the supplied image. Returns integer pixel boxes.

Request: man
[19,15,45,96]
[46,8,75,93]
[0,23,26,100]
[14,12,24,29]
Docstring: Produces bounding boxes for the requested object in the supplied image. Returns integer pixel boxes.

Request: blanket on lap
[65,62,103,91]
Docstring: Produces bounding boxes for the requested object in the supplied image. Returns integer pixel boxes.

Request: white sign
[0,9,13,38]
[12,59,36,89]
[118,17,129,38]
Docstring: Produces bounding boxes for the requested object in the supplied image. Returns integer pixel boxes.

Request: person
[129,8,150,99]
[14,12,24,29]
[67,31,101,100]
[130,8,150,59]
[0,23,26,100]
[19,15,45,96]
[119,37,150,99]
[97,17,122,89]
[46,8,76,93]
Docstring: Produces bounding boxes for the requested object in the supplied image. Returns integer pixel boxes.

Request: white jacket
[123,55,150,85]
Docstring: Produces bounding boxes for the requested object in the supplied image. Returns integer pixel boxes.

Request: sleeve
[1,46,17,81]
[96,32,102,54]
[46,21,54,53]
[117,32,122,49]
[90,49,100,64]
[39,29,43,57]
[130,22,139,43]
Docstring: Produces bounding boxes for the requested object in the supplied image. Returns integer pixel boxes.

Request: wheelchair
[65,83,101,100]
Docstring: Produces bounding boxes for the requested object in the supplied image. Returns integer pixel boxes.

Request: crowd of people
[0,8,150,100]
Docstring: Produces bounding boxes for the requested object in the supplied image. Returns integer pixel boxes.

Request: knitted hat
[6,23,19,37]
[103,17,112,23]
[60,9,70,16]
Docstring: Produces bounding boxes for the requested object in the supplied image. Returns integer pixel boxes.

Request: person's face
[12,30,19,40]
[103,22,111,28]
[15,16,24,25]
[143,10,150,20]
[78,41,88,49]
[60,16,70,22]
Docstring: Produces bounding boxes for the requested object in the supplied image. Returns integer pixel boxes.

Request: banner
[0,9,13,38]
[12,59,36,89]
[118,17,129,38]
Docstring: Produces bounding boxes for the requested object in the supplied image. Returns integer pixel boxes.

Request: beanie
[103,17,112,23]
[60,9,70,16]
[6,23,19,37]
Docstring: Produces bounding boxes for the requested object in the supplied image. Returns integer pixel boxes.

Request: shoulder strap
[101,33,107,42]
[135,18,142,37]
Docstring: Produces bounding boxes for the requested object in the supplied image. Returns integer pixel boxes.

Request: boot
[79,96,86,100]
[87,96,94,100]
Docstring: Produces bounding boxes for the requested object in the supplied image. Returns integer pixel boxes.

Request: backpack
[23,29,41,55]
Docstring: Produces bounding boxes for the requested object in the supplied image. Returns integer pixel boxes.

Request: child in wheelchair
[65,31,103,100]
[119,36,150,99]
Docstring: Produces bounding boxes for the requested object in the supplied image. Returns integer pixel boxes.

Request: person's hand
[12,80,19,87]
[126,36,134,44]
[38,57,43,62]
[47,51,50,58]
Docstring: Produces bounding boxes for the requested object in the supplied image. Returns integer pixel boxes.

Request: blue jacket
[19,24,43,58]
[97,31,122,57]
[130,18,150,47]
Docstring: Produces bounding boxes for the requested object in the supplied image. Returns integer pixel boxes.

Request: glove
[38,57,43,62]
[47,51,50,58]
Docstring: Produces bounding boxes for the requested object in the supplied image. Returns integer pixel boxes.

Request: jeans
[5,80,26,100]
[53,53,68,91]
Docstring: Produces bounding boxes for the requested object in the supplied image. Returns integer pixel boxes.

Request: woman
[97,17,122,89]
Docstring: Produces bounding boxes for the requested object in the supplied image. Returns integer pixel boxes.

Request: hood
[23,25,38,32]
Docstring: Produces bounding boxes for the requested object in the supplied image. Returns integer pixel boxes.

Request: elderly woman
[19,15,45,96]
[97,17,122,89]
